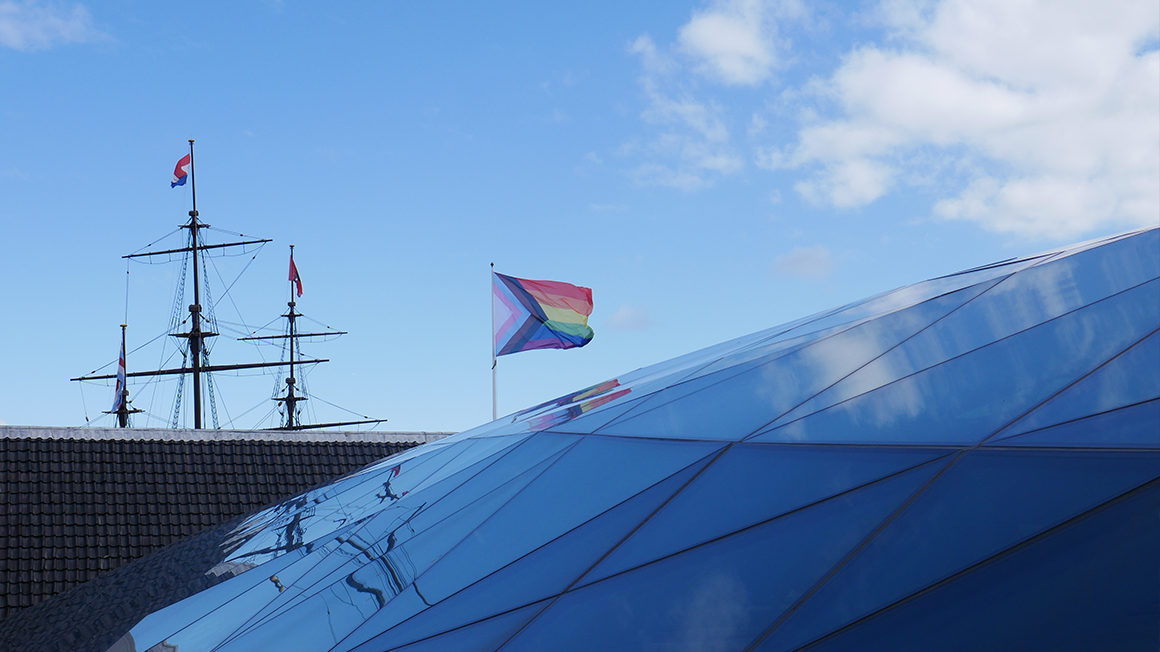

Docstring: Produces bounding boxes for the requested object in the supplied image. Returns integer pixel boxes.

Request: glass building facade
[3,227,1157,652]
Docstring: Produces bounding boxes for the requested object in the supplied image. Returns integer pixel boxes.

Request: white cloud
[629,34,678,77]
[771,245,835,280]
[0,1,106,51]
[606,304,653,330]
[678,0,806,86]
[772,0,1160,238]
[626,29,752,190]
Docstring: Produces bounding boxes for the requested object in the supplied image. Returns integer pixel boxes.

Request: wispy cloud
[0,1,108,51]
[767,0,1160,237]
[771,245,835,280]
[679,0,805,86]
[624,36,747,190]
[606,303,653,330]
[626,0,1158,240]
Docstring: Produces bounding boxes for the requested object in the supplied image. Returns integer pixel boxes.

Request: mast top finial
[189,139,195,143]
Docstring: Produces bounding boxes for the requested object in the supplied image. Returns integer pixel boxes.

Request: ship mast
[104,324,142,427]
[239,245,387,431]
[72,140,328,429]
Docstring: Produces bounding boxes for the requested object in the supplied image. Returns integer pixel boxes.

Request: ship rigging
[71,140,384,431]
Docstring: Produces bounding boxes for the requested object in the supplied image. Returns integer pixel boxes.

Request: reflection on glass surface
[3,229,1152,652]
[339,457,711,652]
[767,233,1160,430]
[986,399,1160,449]
[752,279,1160,445]
[585,445,951,584]
[508,462,943,652]
[754,449,1160,652]
[758,483,1160,652]
[994,331,1160,440]
[601,284,990,441]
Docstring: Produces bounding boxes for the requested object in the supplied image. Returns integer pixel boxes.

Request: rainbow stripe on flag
[493,272,594,357]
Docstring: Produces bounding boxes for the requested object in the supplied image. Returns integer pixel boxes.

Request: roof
[0,427,448,621]
[1,228,1157,652]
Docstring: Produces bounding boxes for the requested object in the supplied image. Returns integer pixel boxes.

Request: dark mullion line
[323,434,584,652]
[740,450,968,652]
[492,443,736,651]
[594,263,1004,434]
[738,275,1009,442]
[208,438,528,649]
[752,276,1159,439]
[597,276,1008,437]
[778,477,1160,652]
[487,451,961,637]
[594,257,1017,435]
[978,326,1160,446]
[366,444,734,652]
[982,398,1160,451]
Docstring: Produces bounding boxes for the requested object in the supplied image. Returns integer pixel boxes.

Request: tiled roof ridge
[0,425,451,444]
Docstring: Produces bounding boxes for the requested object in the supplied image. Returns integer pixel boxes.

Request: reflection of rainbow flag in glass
[526,380,631,431]
[493,272,594,357]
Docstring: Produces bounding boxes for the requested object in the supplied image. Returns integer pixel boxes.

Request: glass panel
[221,440,470,566]
[759,482,1160,652]
[346,601,549,652]
[404,434,533,496]
[585,445,951,583]
[753,449,1160,652]
[601,286,988,442]
[126,526,355,651]
[411,437,725,607]
[217,438,578,644]
[767,232,1160,430]
[771,259,1041,342]
[502,461,943,652]
[189,431,552,640]
[995,332,1160,440]
[751,279,1160,445]
[341,455,713,652]
[987,399,1160,449]
[205,442,575,652]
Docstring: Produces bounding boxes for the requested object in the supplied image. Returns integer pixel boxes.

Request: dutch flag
[171,154,190,187]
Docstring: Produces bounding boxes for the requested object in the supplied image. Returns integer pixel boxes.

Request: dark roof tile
[0,436,415,620]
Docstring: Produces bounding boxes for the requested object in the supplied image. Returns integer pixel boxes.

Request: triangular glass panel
[584,444,951,584]
[753,449,1160,652]
[207,440,577,651]
[348,601,549,652]
[410,436,725,606]
[500,460,945,652]
[127,521,365,651]
[601,285,990,441]
[987,399,1160,449]
[992,332,1159,441]
[757,481,1160,652]
[337,454,714,652]
[765,234,1159,431]
[751,279,1160,445]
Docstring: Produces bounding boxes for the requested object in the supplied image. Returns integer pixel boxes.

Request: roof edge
[0,425,452,444]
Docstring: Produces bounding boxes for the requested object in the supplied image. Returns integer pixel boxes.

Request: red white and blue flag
[289,254,303,297]
[111,339,126,412]
[171,154,191,187]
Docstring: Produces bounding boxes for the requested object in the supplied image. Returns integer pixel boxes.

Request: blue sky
[1,0,1156,432]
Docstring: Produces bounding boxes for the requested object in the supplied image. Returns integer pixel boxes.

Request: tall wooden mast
[72,140,328,429]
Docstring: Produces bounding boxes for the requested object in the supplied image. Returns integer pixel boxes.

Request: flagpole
[491,263,498,420]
